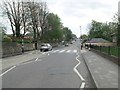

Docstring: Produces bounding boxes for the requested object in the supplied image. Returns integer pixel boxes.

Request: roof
[86,38,110,43]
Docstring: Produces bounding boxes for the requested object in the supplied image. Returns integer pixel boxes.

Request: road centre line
[0,66,16,77]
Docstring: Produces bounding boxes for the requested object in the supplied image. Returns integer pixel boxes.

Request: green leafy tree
[63,27,73,42]
[0,24,6,41]
[41,13,63,43]
[88,20,103,39]
[88,20,117,42]
[80,34,88,43]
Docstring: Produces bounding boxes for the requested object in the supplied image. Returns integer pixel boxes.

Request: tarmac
[81,48,118,89]
[1,47,119,89]
[1,50,42,70]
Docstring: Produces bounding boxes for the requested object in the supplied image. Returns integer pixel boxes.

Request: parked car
[40,43,52,51]
[70,41,73,44]
[65,43,69,46]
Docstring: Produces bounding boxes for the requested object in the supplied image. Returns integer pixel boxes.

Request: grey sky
[0,0,119,37]
[43,0,119,37]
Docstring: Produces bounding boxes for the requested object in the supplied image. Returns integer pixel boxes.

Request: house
[85,38,115,46]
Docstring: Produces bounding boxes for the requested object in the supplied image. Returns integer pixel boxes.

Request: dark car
[65,43,69,46]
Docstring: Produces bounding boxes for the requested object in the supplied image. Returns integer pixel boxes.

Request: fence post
[99,46,101,52]
[108,46,110,55]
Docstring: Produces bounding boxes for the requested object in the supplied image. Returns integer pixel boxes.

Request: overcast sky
[42,0,119,37]
[0,0,119,37]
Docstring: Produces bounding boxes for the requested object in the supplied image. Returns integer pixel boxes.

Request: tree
[0,24,6,40]
[80,34,88,43]
[118,19,120,46]
[88,20,117,42]
[113,13,120,46]
[27,1,49,49]
[40,13,63,43]
[63,27,73,42]
[3,1,20,37]
[88,20,103,39]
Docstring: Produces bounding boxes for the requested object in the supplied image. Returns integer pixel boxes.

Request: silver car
[40,43,52,51]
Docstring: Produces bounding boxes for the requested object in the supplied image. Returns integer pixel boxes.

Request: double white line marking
[73,52,85,88]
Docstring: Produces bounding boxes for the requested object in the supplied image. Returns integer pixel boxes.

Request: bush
[3,36,12,42]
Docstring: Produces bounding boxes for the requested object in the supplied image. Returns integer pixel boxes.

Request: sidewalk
[1,50,43,70]
[81,49,118,88]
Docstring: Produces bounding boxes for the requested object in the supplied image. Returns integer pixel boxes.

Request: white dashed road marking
[52,50,60,53]
[66,50,71,53]
[51,50,78,54]
[73,50,77,53]
[59,50,65,53]
[0,66,16,77]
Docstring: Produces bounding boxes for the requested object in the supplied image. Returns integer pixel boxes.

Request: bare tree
[3,1,30,38]
[27,1,49,49]
[38,2,49,37]
[3,0,49,49]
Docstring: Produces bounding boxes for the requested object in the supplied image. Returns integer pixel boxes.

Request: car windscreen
[41,44,47,46]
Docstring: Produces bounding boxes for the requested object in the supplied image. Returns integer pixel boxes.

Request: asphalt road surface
[2,40,96,88]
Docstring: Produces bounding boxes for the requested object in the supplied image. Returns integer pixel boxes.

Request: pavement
[81,48,118,88]
[1,45,65,70]
[1,50,43,70]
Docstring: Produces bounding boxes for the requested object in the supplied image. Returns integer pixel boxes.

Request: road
[2,40,96,88]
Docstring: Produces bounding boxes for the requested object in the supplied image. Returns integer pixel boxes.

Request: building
[85,38,115,46]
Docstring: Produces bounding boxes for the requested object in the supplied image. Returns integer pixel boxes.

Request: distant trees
[117,14,120,46]
[80,34,88,43]
[3,1,49,49]
[40,13,74,43]
[0,24,6,36]
[88,20,117,42]
[63,27,73,42]
[40,13,63,43]
[2,1,75,49]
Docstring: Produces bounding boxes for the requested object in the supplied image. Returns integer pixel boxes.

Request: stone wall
[1,42,35,58]
[23,43,35,51]
[2,42,22,58]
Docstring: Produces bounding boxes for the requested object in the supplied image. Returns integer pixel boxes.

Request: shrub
[3,36,12,42]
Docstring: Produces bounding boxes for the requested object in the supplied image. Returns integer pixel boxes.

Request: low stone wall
[23,43,35,51]
[1,42,35,58]
[2,42,22,58]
